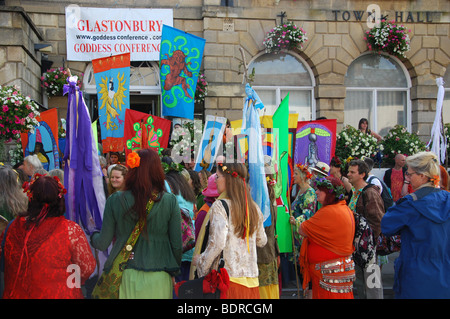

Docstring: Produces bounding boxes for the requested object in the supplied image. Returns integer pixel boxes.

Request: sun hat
[202,173,220,198]
[310,161,330,177]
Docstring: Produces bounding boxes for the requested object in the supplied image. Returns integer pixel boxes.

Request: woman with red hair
[290,176,356,299]
[1,175,96,299]
[91,148,182,299]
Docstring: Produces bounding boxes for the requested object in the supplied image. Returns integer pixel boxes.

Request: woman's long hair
[25,175,65,226]
[124,149,165,224]
[0,166,28,219]
[218,163,260,238]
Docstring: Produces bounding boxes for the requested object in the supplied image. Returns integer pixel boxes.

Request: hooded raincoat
[381,187,450,299]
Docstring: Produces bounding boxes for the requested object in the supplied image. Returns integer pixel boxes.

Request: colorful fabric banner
[242,85,271,227]
[160,25,205,120]
[294,119,337,167]
[21,108,60,171]
[272,93,292,253]
[124,109,172,157]
[63,76,105,236]
[193,115,227,172]
[92,52,130,152]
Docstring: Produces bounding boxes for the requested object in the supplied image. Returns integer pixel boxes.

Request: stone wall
[1,0,449,142]
[0,6,44,102]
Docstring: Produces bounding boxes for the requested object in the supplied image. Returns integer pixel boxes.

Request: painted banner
[21,108,60,171]
[65,7,173,61]
[193,115,226,172]
[294,119,337,167]
[124,109,172,156]
[92,52,130,152]
[160,25,205,120]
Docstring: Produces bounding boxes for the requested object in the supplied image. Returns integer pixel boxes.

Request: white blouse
[196,198,267,278]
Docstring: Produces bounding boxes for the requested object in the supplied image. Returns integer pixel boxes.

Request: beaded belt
[314,256,355,293]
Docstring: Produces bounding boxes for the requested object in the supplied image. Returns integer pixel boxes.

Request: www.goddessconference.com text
[176,302,273,317]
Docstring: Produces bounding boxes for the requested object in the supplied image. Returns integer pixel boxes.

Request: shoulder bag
[91,197,155,299]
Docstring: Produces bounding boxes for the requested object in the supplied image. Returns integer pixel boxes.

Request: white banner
[65,7,173,61]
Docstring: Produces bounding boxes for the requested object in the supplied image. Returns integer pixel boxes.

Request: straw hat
[310,161,330,177]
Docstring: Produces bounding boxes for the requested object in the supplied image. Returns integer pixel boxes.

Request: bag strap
[119,197,155,260]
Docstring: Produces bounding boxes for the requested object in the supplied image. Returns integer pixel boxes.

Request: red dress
[2,216,96,299]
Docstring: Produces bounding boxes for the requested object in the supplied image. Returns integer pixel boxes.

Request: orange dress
[299,200,355,299]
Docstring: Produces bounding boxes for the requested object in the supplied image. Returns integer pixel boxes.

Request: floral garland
[263,21,308,54]
[194,73,208,104]
[311,177,346,201]
[41,67,83,97]
[295,163,313,180]
[0,85,40,142]
[364,19,411,58]
[161,161,183,174]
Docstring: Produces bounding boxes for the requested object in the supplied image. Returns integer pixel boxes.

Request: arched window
[248,52,315,120]
[344,54,411,136]
[443,67,450,125]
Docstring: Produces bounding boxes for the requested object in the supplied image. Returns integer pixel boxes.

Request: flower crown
[218,163,245,180]
[296,164,313,180]
[22,174,67,201]
[311,177,346,201]
[161,161,183,174]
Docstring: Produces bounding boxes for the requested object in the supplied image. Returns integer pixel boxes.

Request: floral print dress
[291,187,317,263]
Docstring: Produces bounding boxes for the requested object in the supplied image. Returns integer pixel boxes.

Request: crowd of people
[0,118,449,300]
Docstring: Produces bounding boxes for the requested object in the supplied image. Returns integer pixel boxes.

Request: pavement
[280,252,399,299]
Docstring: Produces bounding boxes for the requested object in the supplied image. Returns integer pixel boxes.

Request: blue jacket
[381,187,450,299]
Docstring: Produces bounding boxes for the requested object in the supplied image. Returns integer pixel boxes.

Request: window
[247,52,315,121]
[82,61,162,118]
[443,67,450,125]
[344,54,411,137]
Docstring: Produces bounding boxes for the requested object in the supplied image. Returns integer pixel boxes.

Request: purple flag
[63,76,105,235]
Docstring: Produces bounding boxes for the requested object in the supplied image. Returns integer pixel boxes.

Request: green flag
[273,93,291,253]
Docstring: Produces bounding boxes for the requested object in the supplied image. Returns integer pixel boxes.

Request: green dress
[91,190,182,299]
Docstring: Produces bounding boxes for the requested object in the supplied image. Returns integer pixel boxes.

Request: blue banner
[92,53,130,152]
[160,25,205,120]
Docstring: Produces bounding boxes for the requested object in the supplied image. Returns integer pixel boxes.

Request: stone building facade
[0,0,449,142]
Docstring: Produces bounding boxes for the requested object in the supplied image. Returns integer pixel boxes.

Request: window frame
[344,52,412,134]
[249,51,316,119]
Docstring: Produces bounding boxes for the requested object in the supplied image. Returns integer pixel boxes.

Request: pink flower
[28,113,34,118]
[2,105,9,112]
[55,75,59,79]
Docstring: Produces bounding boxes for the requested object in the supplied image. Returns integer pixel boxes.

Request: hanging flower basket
[263,21,307,54]
[195,73,208,104]
[364,20,411,58]
[41,67,83,97]
[0,85,40,143]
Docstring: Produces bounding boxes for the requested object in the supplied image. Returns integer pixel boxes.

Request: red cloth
[2,216,96,299]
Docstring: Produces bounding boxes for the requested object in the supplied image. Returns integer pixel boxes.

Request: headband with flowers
[218,163,245,181]
[295,163,313,180]
[311,176,346,201]
[161,161,183,174]
[127,152,141,168]
[22,174,67,201]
